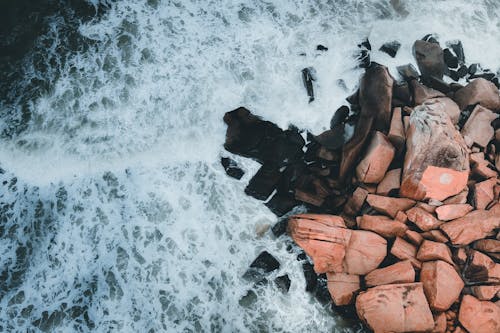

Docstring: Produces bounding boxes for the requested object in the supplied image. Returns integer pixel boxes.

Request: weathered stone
[344,187,369,216]
[473,239,500,253]
[356,132,395,184]
[458,295,500,333]
[406,207,443,231]
[421,261,464,311]
[435,204,473,221]
[401,102,469,201]
[443,189,468,205]
[474,178,496,210]
[339,64,394,182]
[388,108,405,151]
[395,211,408,223]
[470,152,498,179]
[453,78,500,111]
[343,230,387,275]
[413,40,446,79]
[356,283,434,333]
[326,272,360,305]
[464,250,500,284]
[422,230,449,243]
[426,97,461,124]
[358,215,408,238]
[461,105,498,148]
[376,168,401,196]
[380,40,401,58]
[432,312,447,333]
[288,214,350,273]
[397,63,420,81]
[417,240,454,265]
[411,80,445,105]
[440,204,500,245]
[366,194,416,218]
[405,230,424,246]
[365,260,415,287]
[416,202,437,213]
[391,237,421,269]
[471,285,500,301]
[243,251,280,280]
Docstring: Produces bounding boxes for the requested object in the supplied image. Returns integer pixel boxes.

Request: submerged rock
[301,67,316,103]
[221,157,244,179]
[380,41,401,58]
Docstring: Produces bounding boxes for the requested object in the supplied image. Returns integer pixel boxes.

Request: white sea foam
[0,0,499,332]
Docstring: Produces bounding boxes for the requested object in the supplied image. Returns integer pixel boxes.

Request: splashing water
[0,0,499,331]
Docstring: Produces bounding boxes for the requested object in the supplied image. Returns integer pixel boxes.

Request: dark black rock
[397,64,420,81]
[346,89,359,105]
[470,72,496,81]
[302,262,317,293]
[379,41,401,58]
[413,39,446,79]
[239,290,257,307]
[265,192,298,217]
[393,81,412,106]
[448,69,460,81]
[443,48,459,68]
[358,38,371,50]
[491,117,500,130]
[302,67,316,103]
[274,274,291,293]
[271,219,288,237]
[457,64,468,78]
[277,161,307,193]
[314,129,345,150]
[422,75,451,94]
[243,251,280,281]
[245,165,281,200]
[221,157,244,180]
[330,105,350,129]
[316,44,328,51]
[492,77,500,89]
[315,274,331,304]
[422,34,439,44]
[449,40,465,64]
[468,63,480,75]
[356,49,371,69]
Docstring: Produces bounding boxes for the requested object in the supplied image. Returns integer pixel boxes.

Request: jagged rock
[411,80,445,105]
[435,203,473,221]
[355,131,395,183]
[243,251,280,280]
[343,229,387,275]
[388,108,405,152]
[421,260,464,311]
[274,274,291,293]
[426,97,461,125]
[245,165,281,200]
[439,205,500,245]
[358,214,408,238]
[453,78,500,111]
[443,48,458,68]
[473,239,500,253]
[344,187,369,216]
[416,240,454,265]
[473,178,496,210]
[443,189,468,205]
[339,64,394,181]
[406,207,443,231]
[364,260,415,287]
[326,272,360,305]
[405,230,424,246]
[458,295,500,333]
[393,82,412,106]
[221,157,245,179]
[366,194,415,218]
[397,63,420,81]
[376,168,401,196]
[391,236,421,269]
[265,192,298,217]
[470,152,497,179]
[413,40,446,79]
[302,67,316,103]
[432,312,447,333]
[471,285,500,301]
[330,105,350,129]
[464,250,500,284]
[356,283,434,333]
[448,40,465,64]
[380,41,401,58]
[461,105,498,148]
[400,102,469,201]
[316,44,328,51]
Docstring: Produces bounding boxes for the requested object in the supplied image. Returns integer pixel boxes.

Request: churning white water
[0,0,499,332]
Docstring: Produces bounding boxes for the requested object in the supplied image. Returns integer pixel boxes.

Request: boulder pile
[223,36,500,333]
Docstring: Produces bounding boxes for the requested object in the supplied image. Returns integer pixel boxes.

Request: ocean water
[0,0,499,332]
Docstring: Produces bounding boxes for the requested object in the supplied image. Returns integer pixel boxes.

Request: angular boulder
[426,97,461,125]
[416,240,454,265]
[420,260,464,311]
[343,230,387,275]
[435,203,473,221]
[364,260,415,287]
[356,283,434,333]
[401,102,469,201]
[461,105,498,148]
[366,194,416,218]
[391,237,421,269]
[411,80,445,105]
[344,187,369,216]
[440,205,500,245]
[388,108,405,152]
[458,295,500,333]
[376,168,401,196]
[453,78,500,111]
[413,40,446,79]
[406,207,443,231]
[356,131,395,184]
[471,285,500,301]
[473,239,500,253]
[358,215,408,238]
[473,178,496,210]
[326,272,360,305]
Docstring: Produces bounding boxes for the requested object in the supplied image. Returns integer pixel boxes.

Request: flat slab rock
[356,282,434,333]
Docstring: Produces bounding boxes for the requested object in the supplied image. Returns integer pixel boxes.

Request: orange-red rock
[343,230,387,275]
[435,204,473,221]
[421,260,464,311]
[405,230,424,246]
[432,312,447,333]
[471,285,500,301]
[344,187,369,216]
[461,105,498,148]
[391,237,421,269]
[364,260,415,287]
[395,211,409,223]
[406,206,443,231]
[427,97,461,125]
[417,240,454,265]
[358,215,408,238]
[416,202,437,213]
[458,295,500,333]
[453,78,500,111]
[440,205,500,245]
[356,283,434,333]
[411,79,445,105]
[470,152,498,179]
[401,103,469,201]
[388,107,405,152]
[473,239,500,253]
[376,168,401,196]
[326,272,360,305]
[465,250,500,284]
[288,214,350,273]
[473,178,496,210]
[422,230,449,243]
[366,194,416,218]
[443,189,468,205]
[356,132,395,184]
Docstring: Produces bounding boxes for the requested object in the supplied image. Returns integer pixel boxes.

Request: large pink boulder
[453,78,500,111]
[458,295,500,333]
[358,215,408,238]
[356,131,395,183]
[420,260,464,311]
[366,194,416,218]
[343,229,387,275]
[461,105,498,148]
[364,260,415,287]
[356,283,434,333]
[326,272,360,305]
[400,102,469,201]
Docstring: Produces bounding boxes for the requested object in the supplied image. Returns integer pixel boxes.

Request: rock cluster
[223,36,500,333]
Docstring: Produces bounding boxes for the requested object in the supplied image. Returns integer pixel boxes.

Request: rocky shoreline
[223,35,499,333]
